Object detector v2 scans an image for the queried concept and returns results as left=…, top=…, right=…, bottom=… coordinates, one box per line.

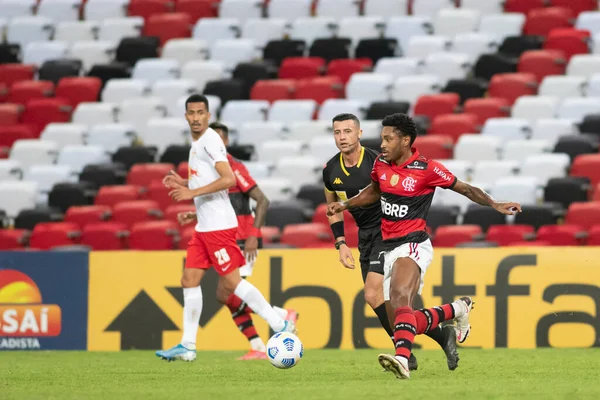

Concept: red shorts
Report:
left=185, top=228, right=245, bottom=276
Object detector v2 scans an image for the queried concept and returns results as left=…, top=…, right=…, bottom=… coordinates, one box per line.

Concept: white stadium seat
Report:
left=242, top=18, right=287, bottom=48
left=364, top=0, right=409, bottom=17
left=132, top=59, right=180, bottom=84
left=576, top=11, right=600, bottom=37
left=502, top=139, right=551, bottom=163
left=142, top=118, right=190, bottom=153
left=118, top=97, right=168, bottom=133
left=360, top=120, right=383, bottom=139
left=10, top=139, right=58, bottom=170
left=24, top=164, right=74, bottom=204
left=436, top=181, right=490, bottom=211
left=584, top=74, right=600, bottom=97
left=460, top=0, right=503, bottom=16
left=219, top=0, right=263, bottom=22
left=287, top=121, right=331, bottom=141
left=452, top=33, right=498, bottom=62
left=538, top=75, right=586, bottom=97
left=269, top=100, right=318, bottom=123
left=181, top=60, right=226, bottom=93
left=406, top=35, right=451, bottom=58
left=268, top=0, right=312, bottom=21
left=435, top=159, right=472, bottom=181
left=318, top=99, right=366, bottom=121
left=98, top=17, right=143, bottom=42
left=422, top=52, right=471, bottom=84
left=70, top=41, right=116, bottom=72
left=85, top=0, right=128, bottom=21
left=0, top=18, right=6, bottom=38
left=0, top=0, right=36, bottom=19
left=479, top=13, right=525, bottom=41
left=567, top=55, right=600, bottom=78
left=192, top=18, right=241, bottom=46
left=0, top=160, right=23, bottom=181
left=434, top=8, right=480, bottom=36
left=290, top=17, right=336, bottom=45
left=307, top=136, right=340, bottom=164
left=391, top=75, right=442, bottom=103
left=152, top=79, right=198, bottom=117
left=102, top=79, right=150, bottom=103
left=254, top=177, right=294, bottom=201
left=244, top=161, right=273, bottom=178
left=257, top=140, right=304, bottom=163
left=511, top=96, right=560, bottom=122
left=40, top=123, right=87, bottom=149
left=87, top=123, right=137, bottom=153
left=491, top=176, right=540, bottom=205
left=274, top=156, right=321, bottom=186
left=37, top=0, right=81, bottom=22
left=471, top=160, right=519, bottom=185
left=412, top=0, right=455, bottom=17
left=557, top=97, right=600, bottom=123
left=7, top=16, right=54, bottom=48
left=338, top=16, right=384, bottom=45
left=345, top=73, right=393, bottom=103
left=210, top=39, right=260, bottom=72
left=316, top=0, right=360, bottom=17
left=54, top=21, right=99, bottom=44
left=0, top=181, right=38, bottom=218
left=72, top=102, right=118, bottom=126
left=482, top=118, right=531, bottom=141
left=220, top=100, right=269, bottom=124
left=162, top=39, right=209, bottom=66
left=385, top=16, right=432, bottom=54
left=454, top=134, right=501, bottom=162
left=530, top=118, right=578, bottom=143
left=237, top=122, right=285, bottom=145
left=522, top=154, right=571, bottom=185
left=374, top=57, right=422, bottom=79
left=22, top=41, right=69, bottom=67
left=57, top=145, right=110, bottom=175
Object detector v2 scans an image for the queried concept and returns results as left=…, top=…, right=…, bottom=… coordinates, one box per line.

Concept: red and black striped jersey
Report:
left=370, top=147, right=456, bottom=245
left=227, top=154, right=261, bottom=240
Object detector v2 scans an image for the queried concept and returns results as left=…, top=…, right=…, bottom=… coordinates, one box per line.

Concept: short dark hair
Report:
left=185, top=94, right=209, bottom=112
left=209, top=122, right=229, bottom=138
left=382, top=113, right=417, bottom=146
left=332, top=113, right=360, bottom=128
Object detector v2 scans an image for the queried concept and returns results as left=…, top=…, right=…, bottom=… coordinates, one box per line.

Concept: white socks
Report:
left=181, top=286, right=203, bottom=350
left=250, top=337, right=266, bottom=352
left=234, top=279, right=286, bottom=332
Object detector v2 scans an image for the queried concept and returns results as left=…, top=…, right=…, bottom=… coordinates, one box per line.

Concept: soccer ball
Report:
left=266, top=332, right=303, bottom=369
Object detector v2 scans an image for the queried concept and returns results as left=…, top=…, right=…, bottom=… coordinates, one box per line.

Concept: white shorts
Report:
left=239, top=252, right=257, bottom=277
left=383, top=239, right=434, bottom=301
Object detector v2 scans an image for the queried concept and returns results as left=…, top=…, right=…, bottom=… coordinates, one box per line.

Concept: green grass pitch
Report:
left=2, top=349, right=599, bottom=400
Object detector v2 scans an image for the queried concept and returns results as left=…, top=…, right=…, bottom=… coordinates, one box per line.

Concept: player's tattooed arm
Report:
left=452, top=179, right=522, bottom=215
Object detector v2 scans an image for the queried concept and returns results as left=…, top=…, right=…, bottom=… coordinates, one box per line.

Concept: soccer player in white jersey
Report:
left=156, top=94, right=296, bottom=362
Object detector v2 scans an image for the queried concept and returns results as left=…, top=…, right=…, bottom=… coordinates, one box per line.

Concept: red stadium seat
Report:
left=486, top=224, right=535, bottom=246
left=565, top=201, right=600, bottom=229
left=179, top=225, right=195, bottom=249
left=175, top=0, right=219, bottom=23
left=463, top=98, right=511, bottom=125
left=112, top=200, right=163, bottom=227
left=570, top=154, right=600, bottom=186
left=294, top=76, right=344, bottom=104
left=55, top=77, right=102, bottom=107
left=95, top=185, right=143, bottom=207
left=0, top=82, right=7, bottom=102
left=261, top=226, right=281, bottom=244
left=279, top=57, right=326, bottom=80
left=488, top=73, right=538, bottom=105
left=144, top=12, right=192, bottom=46
left=586, top=225, right=600, bottom=245
left=524, top=7, right=574, bottom=37
left=0, top=229, right=30, bottom=250
left=536, top=224, right=586, bottom=245
left=21, top=98, right=73, bottom=137
left=29, top=222, right=81, bottom=250
left=178, top=162, right=188, bottom=179
left=327, top=58, right=373, bottom=84
left=129, top=220, right=180, bottom=250
left=508, top=240, right=551, bottom=246
left=413, top=134, right=454, bottom=160
left=504, top=0, right=546, bottom=14
left=433, top=225, right=483, bottom=247
left=428, top=113, right=480, bottom=142
left=544, top=28, right=591, bottom=61
left=250, top=79, right=296, bottom=102
left=165, top=204, right=196, bottom=222
left=127, top=163, right=174, bottom=187
left=0, top=103, right=22, bottom=125
left=280, top=223, right=333, bottom=248
left=413, top=93, right=461, bottom=121
left=518, top=49, right=567, bottom=82
left=8, top=80, right=54, bottom=105
left=81, top=222, right=128, bottom=250
left=549, top=0, right=596, bottom=16
left=592, top=183, right=600, bottom=201
left=64, top=205, right=111, bottom=228
left=147, top=180, right=177, bottom=210
left=0, top=64, right=36, bottom=87
left=0, top=124, right=35, bottom=156
left=128, top=0, right=173, bottom=21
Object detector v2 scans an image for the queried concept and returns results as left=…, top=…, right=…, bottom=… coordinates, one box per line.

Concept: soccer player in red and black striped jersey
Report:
left=328, top=114, right=522, bottom=379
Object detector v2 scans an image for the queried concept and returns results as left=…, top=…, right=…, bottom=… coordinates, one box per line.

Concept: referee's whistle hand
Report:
left=338, top=245, right=355, bottom=269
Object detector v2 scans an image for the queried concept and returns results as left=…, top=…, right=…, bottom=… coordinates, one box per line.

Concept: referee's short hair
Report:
left=332, top=113, right=361, bottom=128
left=382, top=113, right=417, bottom=146
left=209, top=122, right=229, bottom=138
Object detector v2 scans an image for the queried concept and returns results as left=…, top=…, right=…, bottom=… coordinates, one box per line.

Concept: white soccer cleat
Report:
left=454, top=296, right=474, bottom=343
left=378, top=354, right=410, bottom=380
left=279, top=320, right=297, bottom=335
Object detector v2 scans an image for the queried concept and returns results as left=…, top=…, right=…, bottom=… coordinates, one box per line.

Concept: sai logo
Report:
left=0, top=269, right=61, bottom=346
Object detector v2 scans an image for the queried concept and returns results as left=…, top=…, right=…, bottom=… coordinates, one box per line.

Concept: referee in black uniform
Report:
left=322, top=113, right=458, bottom=371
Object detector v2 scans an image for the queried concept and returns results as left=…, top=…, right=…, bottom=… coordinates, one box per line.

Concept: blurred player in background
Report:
left=323, top=113, right=458, bottom=372
left=328, top=113, right=521, bottom=379
left=156, top=94, right=296, bottom=362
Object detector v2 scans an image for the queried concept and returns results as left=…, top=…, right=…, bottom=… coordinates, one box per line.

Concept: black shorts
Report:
left=357, top=226, right=384, bottom=283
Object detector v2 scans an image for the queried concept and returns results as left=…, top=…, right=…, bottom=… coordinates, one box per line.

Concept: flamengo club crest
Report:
left=402, top=176, right=417, bottom=192
left=390, top=174, right=399, bottom=186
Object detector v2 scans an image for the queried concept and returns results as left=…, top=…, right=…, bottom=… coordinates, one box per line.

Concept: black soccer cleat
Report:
left=408, top=353, right=418, bottom=371
left=441, top=325, right=460, bottom=371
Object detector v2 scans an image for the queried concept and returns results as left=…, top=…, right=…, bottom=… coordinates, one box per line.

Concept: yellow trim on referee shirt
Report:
left=339, top=146, right=365, bottom=176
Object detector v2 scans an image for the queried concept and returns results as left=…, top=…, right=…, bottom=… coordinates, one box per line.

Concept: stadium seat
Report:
left=463, top=204, right=509, bottom=231
left=129, top=220, right=179, bottom=250
left=54, top=77, right=102, bottom=108
left=472, top=160, right=519, bottom=185
left=503, top=0, right=545, bottom=13
left=486, top=225, right=535, bottom=246
left=98, top=17, right=144, bottom=43
left=461, top=0, right=503, bottom=15
left=263, top=40, right=307, bottom=67
left=8, top=80, right=54, bottom=105
left=127, top=163, right=174, bottom=188
left=162, top=39, right=209, bottom=66
left=308, top=38, right=352, bottom=63
left=10, top=139, right=58, bottom=170
left=81, top=221, right=129, bottom=250
left=474, top=53, right=518, bottom=82
left=267, top=0, right=311, bottom=20
left=80, top=162, right=127, bottom=188
left=274, top=156, right=321, bottom=187
left=317, top=99, right=366, bottom=122
left=151, top=79, right=197, bottom=117
left=296, top=184, right=325, bottom=209
left=492, top=176, right=540, bottom=205
left=337, top=16, right=383, bottom=46
left=256, top=177, right=295, bottom=202
left=0, top=0, right=36, bottom=19
left=567, top=54, right=600, bottom=77
left=441, top=79, right=488, bottom=105
left=238, top=122, right=285, bottom=144
left=327, top=59, right=372, bottom=85
left=24, top=164, right=74, bottom=204
left=175, top=0, right=219, bottom=23
left=536, top=224, right=586, bottom=245
left=391, top=75, right=442, bottom=104
left=463, top=98, right=510, bottom=125
left=580, top=114, right=600, bottom=136
left=0, top=229, right=30, bottom=250
left=413, top=135, right=453, bottom=160
left=47, top=181, right=95, bottom=212
left=269, top=100, right=318, bottom=123
left=315, top=0, right=360, bottom=17
left=483, top=118, right=531, bottom=141
left=112, top=199, right=163, bottom=228
left=488, top=73, right=538, bottom=105
left=413, top=93, right=460, bottom=122
left=38, top=0, right=82, bottom=22
left=146, top=180, right=176, bottom=211
left=538, top=75, right=586, bottom=97
left=14, top=207, right=61, bottom=231
left=524, top=7, right=575, bottom=37
left=511, top=96, right=560, bottom=121
left=127, top=0, right=171, bottom=21
left=355, top=39, right=399, bottom=65
left=112, top=146, right=158, bottom=171
left=513, top=204, right=559, bottom=229
left=503, top=139, right=552, bottom=163
left=429, top=113, right=479, bottom=142
left=479, top=13, right=526, bottom=41
left=286, top=120, right=330, bottom=142
left=0, top=43, right=20, bottom=65
left=433, top=225, right=482, bottom=247
left=95, top=185, right=143, bottom=207
left=38, top=59, right=82, bottom=85
left=72, top=102, right=117, bottom=126
left=280, top=223, right=332, bottom=248
left=373, top=57, right=421, bottom=80
left=412, top=0, right=456, bottom=17
left=585, top=74, right=600, bottom=97
left=344, top=73, right=391, bottom=104
left=434, top=8, right=480, bottom=36
left=143, top=13, right=192, bottom=47
left=366, top=102, right=410, bottom=120
left=29, top=221, right=80, bottom=250
left=211, top=39, right=260, bottom=72
left=575, top=10, right=600, bottom=36
left=570, top=154, right=600, bottom=186
left=181, top=60, right=226, bottom=93
left=544, top=28, right=591, bottom=61
left=219, top=0, right=263, bottom=21
left=85, top=0, right=128, bottom=20
left=557, top=97, right=600, bottom=123
left=132, top=59, right=181, bottom=84
left=250, top=80, right=295, bottom=103
left=7, top=16, right=55, bottom=48
left=553, top=135, right=598, bottom=161
left=544, top=176, right=590, bottom=208
left=22, top=41, right=69, bottom=68
left=57, top=144, right=111, bottom=175
left=221, top=100, right=269, bottom=124
left=586, top=224, right=600, bottom=245
left=523, top=153, right=571, bottom=185
left=530, top=118, right=577, bottom=143
left=499, top=35, right=544, bottom=58
left=142, top=118, right=189, bottom=154
left=0, top=125, right=35, bottom=155
left=101, top=79, right=150, bottom=103
left=425, top=205, right=459, bottom=232
left=0, top=159, right=23, bottom=181
left=192, top=17, right=241, bottom=45
left=70, top=42, right=118, bottom=74
left=423, top=52, right=472, bottom=85
left=454, top=134, right=501, bottom=162
left=65, top=205, right=111, bottom=228
left=242, top=18, right=287, bottom=49
left=406, top=35, right=451, bottom=59
left=243, top=160, right=273, bottom=179
left=116, top=37, right=160, bottom=67
left=257, top=140, right=304, bottom=163
left=0, top=64, right=36, bottom=87
left=264, top=201, right=308, bottom=230
left=86, top=123, right=136, bottom=154
left=164, top=204, right=195, bottom=223
left=21, top=98, right=73, bottom=136
left=518, top=49, right=568, bottom=82
left=452, top=32, right=499, bottom=63
left=120, top=97, right=168, bottom=133
left=0, top=104, right=22, bottom=125
left=385, top=16, right=433, bottom=53
left=0, top=181, right=38, bottom=218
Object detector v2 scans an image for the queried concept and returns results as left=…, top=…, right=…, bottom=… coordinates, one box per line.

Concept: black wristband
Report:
left=330, top=221, right=345, bottom=240
left=335, top=240, right=346, bottom=250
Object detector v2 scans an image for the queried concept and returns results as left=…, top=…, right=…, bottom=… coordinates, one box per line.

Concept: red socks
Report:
left=414, top=304, right=454, bottom=335
left=226, top=294, right=258, bottom=341
left=393, top=306, right=417, bottom=361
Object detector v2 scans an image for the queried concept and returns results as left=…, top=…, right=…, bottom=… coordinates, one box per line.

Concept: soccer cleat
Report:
left=155, top=344, right=196, bottom=362
left=454, top=296, right=474, bottom=344
left=279, top=320, right=297, bottom=334
left=237, top=350, right=268, bottom=360
left=408, top=353, right=418, bottom=371
left=441, top=325, right=460, bottom=370
left=285, top=309, right=299, bottom=324
left=378, top=354, right=410, bottom=380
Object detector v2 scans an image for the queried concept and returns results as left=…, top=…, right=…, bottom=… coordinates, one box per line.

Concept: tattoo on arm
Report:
left=452, top=180, right=495, bottom=207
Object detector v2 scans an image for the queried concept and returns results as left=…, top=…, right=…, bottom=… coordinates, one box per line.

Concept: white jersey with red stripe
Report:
left=188, top=128, right=238, bottom=233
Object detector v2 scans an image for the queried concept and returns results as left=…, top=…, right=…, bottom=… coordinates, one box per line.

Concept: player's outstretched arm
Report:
left=451, top=179, right=522, bottom=215
left=169, top=161, right=236, bottom=201
left=327, top=181, right=381, bottom=216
